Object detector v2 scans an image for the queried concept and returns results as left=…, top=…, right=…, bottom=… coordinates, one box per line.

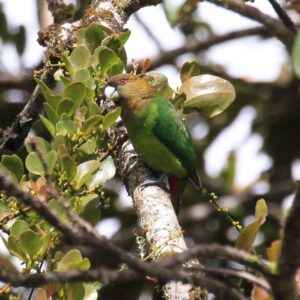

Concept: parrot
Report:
left=105, top=73, right=201, bottom=213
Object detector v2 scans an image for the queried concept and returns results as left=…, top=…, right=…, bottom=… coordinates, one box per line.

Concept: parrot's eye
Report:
left=119, top=79, right=126, bottom=85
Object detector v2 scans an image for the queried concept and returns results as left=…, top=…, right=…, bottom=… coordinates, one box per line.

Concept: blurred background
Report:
left=0, top=0, right=299, bottom=299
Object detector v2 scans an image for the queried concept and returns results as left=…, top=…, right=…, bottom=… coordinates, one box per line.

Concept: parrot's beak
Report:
left=104, top=83, right=118, bottom=100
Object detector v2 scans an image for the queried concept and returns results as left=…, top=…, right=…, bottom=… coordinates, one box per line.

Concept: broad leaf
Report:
left=179, top=74, right=236, bottom=117
left=180, top=60, right=201, bottom=82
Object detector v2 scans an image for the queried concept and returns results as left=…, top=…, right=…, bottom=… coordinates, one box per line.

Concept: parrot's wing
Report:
left=151, top=95, right=200, bottom=187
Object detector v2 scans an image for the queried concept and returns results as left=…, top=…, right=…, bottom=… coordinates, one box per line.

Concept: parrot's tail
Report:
left=168, top=176, right=181, bottom=215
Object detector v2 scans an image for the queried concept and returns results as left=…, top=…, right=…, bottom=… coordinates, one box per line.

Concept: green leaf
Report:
left=78, top=139, right=97, bottom=155
left=75, top=160, right=100, bottom=188
left=62, top=155, right=77, bottom=180
left=26, top=136, right=51, bottom=155
left=25, top=150, right=57, bottom=176
left=56, top=114, right=77, bottom=135
left=35, top=79, right=62, bottom=109
left=40, top=115, right=56, bottom=136
left=10, top=220, right=29, bottom=237
left=57, top=98, right=75, bottom=117
left=20, top=230, right=43, bottom=259
left=292, top=30, right=300, bottom=78
left=96, top=46, right=124, bottom=77
left=44, top=103, right=59, bottom=125
left=57, top=249, right=90, bottom=272
left=73, top=69, right=95, bottom=89
left=236, top=199, right=268, bottom=252
left=83, top=283, right=100, bottom=300
left=80, top=195, right=101, bottom=225
left=66, top=283, right=85, bottom=300
left=25, top=152, right=45, bottom=176
left=255, top=198, right=268, bottom=223
left=163, top=0, right=185, bottom=25
left=87, top=156, right=116, bottom=189
left=64, top=82, right=86, bottom=110
left=47, top=150, right=57, bottom=173
left=83, top=115, right=102, bottom=134
left=7, top=236, right=26, bottom=260
left=88, top=102, right=101, bottom=117
left=180, top=74, right=236, bottom=117
left=180, top=61, right=201, bottom=82
left=84, top=23, right=113, bottom=52
left=70, top=45, right=90, bottom=70
left=103, top=107, right=121, bottom=130
left=266, top=240, right=282, bottom=262
left=0, top=155, right=24, bottom=181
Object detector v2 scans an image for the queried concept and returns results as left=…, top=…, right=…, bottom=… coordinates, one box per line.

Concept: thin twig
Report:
left=160, top=244, right=273, bottom=276
left=134, top=13, right=165, bottom=52
left=190, top=266, right=271, bottom=291
left=150, top=26, right=268, bottom=69
left=0, top=69, right=52, bottom=155
left=205, top=0, right=295, bottom=47
left=267, top=0, right=297, bottom=33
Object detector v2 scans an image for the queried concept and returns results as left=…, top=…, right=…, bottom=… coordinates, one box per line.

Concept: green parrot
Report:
left=106, top=73, right=201, bottom=213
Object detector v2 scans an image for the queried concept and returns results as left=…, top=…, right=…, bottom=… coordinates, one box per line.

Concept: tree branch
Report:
left=119, top=141, right=207, bottom=299
left=161, top=244, right=272, bottom=276
left=271, top=184, right=300, bottom=300
left=150, top=26, right=269, bottom=69
left=267, top=0, right=297, bottom=33
left=205, top=0, right=295, bottom=47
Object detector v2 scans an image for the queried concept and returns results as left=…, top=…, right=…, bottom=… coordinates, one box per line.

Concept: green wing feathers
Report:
left=151, top=95, right=199, bottom=183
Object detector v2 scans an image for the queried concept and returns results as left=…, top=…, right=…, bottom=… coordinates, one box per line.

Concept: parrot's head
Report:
left=105, top=74, right=155, bottom=104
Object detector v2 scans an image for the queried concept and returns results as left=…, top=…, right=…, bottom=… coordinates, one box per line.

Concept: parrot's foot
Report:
left=140, top=173, right=169, bottom=193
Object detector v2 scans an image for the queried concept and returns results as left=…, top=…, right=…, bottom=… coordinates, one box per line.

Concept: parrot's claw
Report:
left=140, top=173, right=169, bottom=193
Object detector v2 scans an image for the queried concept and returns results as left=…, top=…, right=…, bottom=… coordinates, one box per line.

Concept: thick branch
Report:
left=271, top=185, right=300, bottom=300
left=119, top=141, right=207, bottom=299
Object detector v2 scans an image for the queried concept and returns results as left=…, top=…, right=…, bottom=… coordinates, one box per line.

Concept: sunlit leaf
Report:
left=57, top=249, right=90, bottom=272
left=75, top=160, right=100, bottom=188
left=236, top=199, right=268, bottom=252
left=40, top=115, right=56, bottom=136
left=266, top=240, right=282, bottom=262
left=87, top=156, right=116, bottom=189
left=25, top=152, right=45, bottom=176
left=10, top=220, right=29, bottom=237
left=179, top=74, right=236, bottom=117
left=20, top=230, right=43, bottom=259
left=251, top=285, right=272, bottom=300
left=70, top=45, right=90, bottom=70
